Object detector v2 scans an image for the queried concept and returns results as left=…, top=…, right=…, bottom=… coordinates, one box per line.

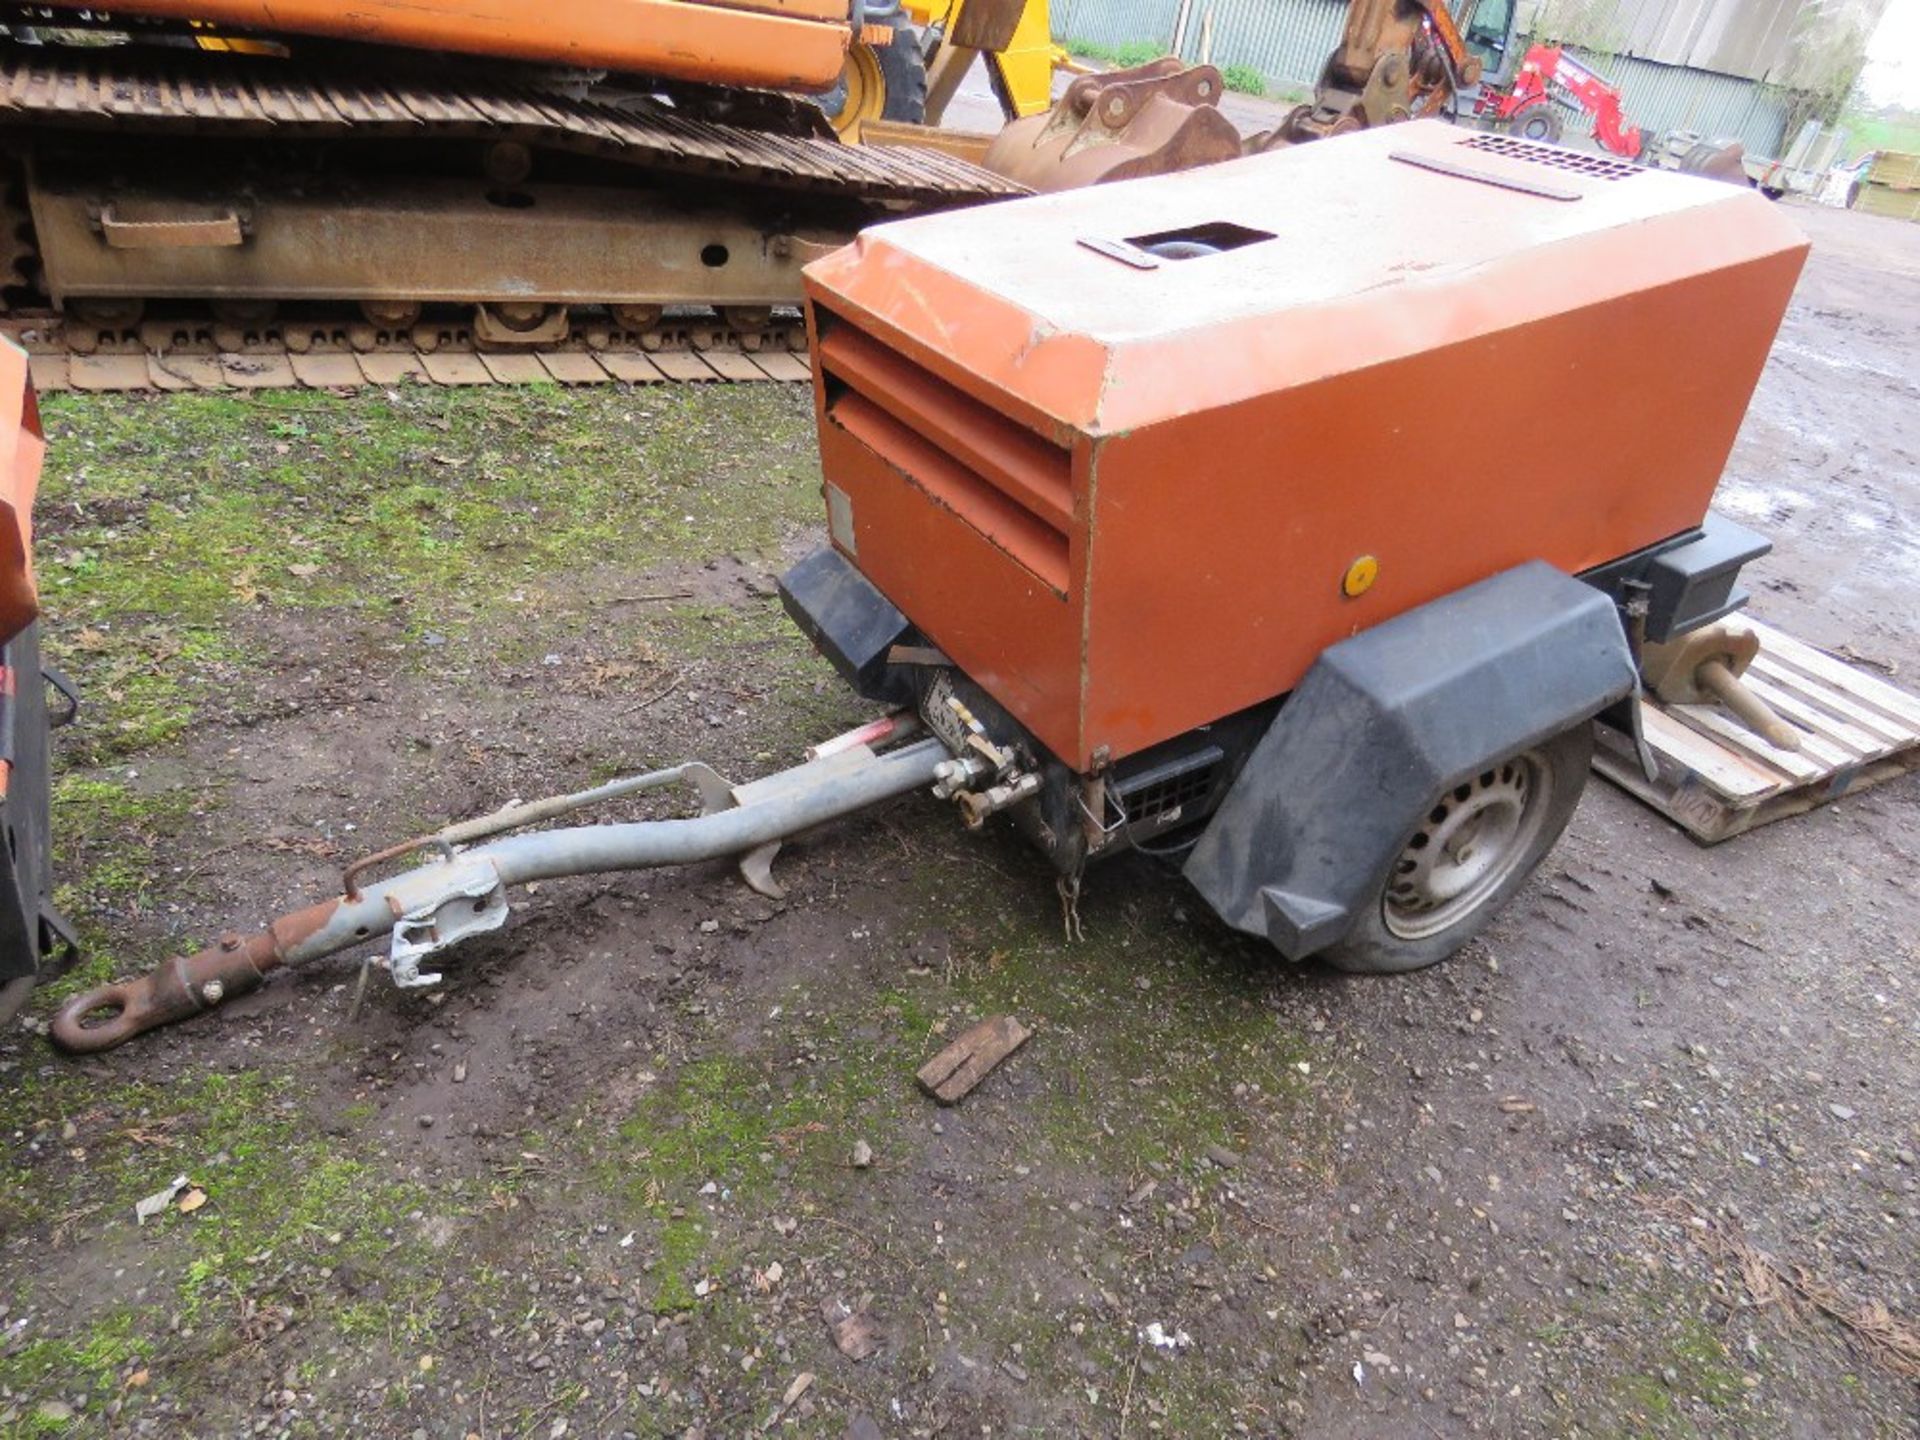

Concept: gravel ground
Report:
left=0, top=199, right=1914, bottom=1439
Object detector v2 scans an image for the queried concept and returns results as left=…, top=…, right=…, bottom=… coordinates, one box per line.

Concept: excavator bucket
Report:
left=982, top=59, right=1244, bottom=191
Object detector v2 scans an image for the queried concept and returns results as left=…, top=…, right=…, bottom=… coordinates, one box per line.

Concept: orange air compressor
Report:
left=783, top=121, right=1806, bottom=973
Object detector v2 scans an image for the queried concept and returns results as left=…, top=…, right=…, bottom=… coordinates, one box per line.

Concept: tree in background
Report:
left=1770, top=0, right=1876, bottom=132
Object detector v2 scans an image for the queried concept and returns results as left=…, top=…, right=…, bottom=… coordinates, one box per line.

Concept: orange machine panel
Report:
left=0, top=341, right=43, bottom=649
left=45, top=0, right=852, bottom=92
left=804, top=123, right=1808, bottom=771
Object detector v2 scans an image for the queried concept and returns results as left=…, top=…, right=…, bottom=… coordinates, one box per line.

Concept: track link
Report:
left=3, top=314, right=817, bottom=391
left=0, top=48, right=1022, bottom=206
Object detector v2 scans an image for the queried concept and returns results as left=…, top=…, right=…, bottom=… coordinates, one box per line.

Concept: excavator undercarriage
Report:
left=0, top=30, right=1025, bottom=391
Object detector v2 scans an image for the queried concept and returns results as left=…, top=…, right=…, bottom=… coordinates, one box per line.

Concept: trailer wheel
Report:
left=1323, top=723, right=1593, bottom=975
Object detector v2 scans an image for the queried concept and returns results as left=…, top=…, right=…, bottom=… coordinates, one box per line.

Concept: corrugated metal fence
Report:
left=1050, top=0, right=1343, bottom=97
left=1049, top=0, right=1794, bottom=156
left=1595, top=51, right=1792, bottom=157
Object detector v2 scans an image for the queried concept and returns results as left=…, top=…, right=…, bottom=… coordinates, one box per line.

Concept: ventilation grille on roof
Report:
left=1458, top=133, right=1641, bottom=181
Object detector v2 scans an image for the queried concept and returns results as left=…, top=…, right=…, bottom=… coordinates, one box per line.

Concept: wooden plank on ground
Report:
left=1637, top=703, right=1782, bottom=799
left=1593, top=745, right=1743, bottom=844
left=1740, top=674, right=1885, bottom=759
left=915, top=1015, right=1031, bottom=1105
left=1747, top=655, right=1914, bottom=747
left=1599, top=622, right=1920, bottom=843
left=1673, top=703, right=1830, bottom=781
left=1740, top=620, right=1920, bottom=730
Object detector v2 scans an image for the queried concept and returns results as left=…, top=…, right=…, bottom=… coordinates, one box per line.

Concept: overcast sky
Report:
left=1863, top=0, right=1920, bottom=107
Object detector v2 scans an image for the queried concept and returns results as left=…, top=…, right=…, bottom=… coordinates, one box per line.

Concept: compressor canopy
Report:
left=801, top=120, right=1808, bottom=772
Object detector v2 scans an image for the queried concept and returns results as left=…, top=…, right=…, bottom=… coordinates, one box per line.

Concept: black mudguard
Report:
left=1183, top=562, right=1637, bottom=959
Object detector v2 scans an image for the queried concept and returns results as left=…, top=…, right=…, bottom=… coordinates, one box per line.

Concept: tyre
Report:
left=818, top=14, right=929, bottom=139
left=1511, top=105, right=1564, bottom=144
left=1320, top=723, right=1594, bottom=975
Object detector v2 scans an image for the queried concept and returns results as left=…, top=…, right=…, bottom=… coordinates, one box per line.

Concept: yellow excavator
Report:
left=827, top=0, right=1062, bottom=139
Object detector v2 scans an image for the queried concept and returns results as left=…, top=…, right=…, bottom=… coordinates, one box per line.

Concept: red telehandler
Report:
left=1475, top=42, right=1645, bottom=157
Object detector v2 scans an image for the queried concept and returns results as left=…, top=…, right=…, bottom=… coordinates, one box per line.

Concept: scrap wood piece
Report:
left=822, top=1298, right=884, bottom=1361
left=915, top=1014, right=1031, bottom=1105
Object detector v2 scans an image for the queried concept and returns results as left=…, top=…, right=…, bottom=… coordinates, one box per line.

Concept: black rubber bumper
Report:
left=778, top=545, right=915, bottom=707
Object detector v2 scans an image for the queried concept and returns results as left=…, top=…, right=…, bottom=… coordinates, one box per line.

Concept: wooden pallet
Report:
left=1595, top=618, right=1920, bottom=842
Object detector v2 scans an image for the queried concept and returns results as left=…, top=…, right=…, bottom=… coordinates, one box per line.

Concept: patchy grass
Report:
left=38, top=771, right=213, bottom=1005
left=566, top=834, right=1320, bottom=1391
left=1844, top=109, right=1920, bottom=162
left=49, top=774, right=197, bottom=902
left=596, top=1004, right=910, bottom=1312
left=29, top=380, right=835, bottom=1030
left=0, top=1066, right=437, bottom=1426
left=1563, top=1287, right=1757, bottom=1438
left=1221, top=63, right=1268, bottom=96
left=909, top=852, right=1314, bottom=1174
left=1063, top=37, right=1165, bottom=69
left=37, top=386, right=821, bottom=764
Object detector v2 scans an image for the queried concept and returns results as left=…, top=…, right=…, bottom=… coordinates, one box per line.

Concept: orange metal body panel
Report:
left=0, top=341, right=43, bottom=649
left=48, top=0, right=852, bottom=92
left=805, top=123, right=1808, bottom=771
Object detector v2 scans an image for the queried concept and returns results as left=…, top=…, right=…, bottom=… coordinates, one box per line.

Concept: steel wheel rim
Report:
left=1383, top=753, right=1552, bottom=940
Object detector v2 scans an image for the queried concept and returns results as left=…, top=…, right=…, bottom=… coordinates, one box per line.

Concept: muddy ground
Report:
left=1, top=199, right=1916, bottom=1439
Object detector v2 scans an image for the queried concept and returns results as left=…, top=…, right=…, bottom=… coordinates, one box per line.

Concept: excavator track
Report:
left=0, top=50, right=1015, bottom=204
left=1, top=311, right=821, bottom=393
left=0, top=45, right=1026, bottom=391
